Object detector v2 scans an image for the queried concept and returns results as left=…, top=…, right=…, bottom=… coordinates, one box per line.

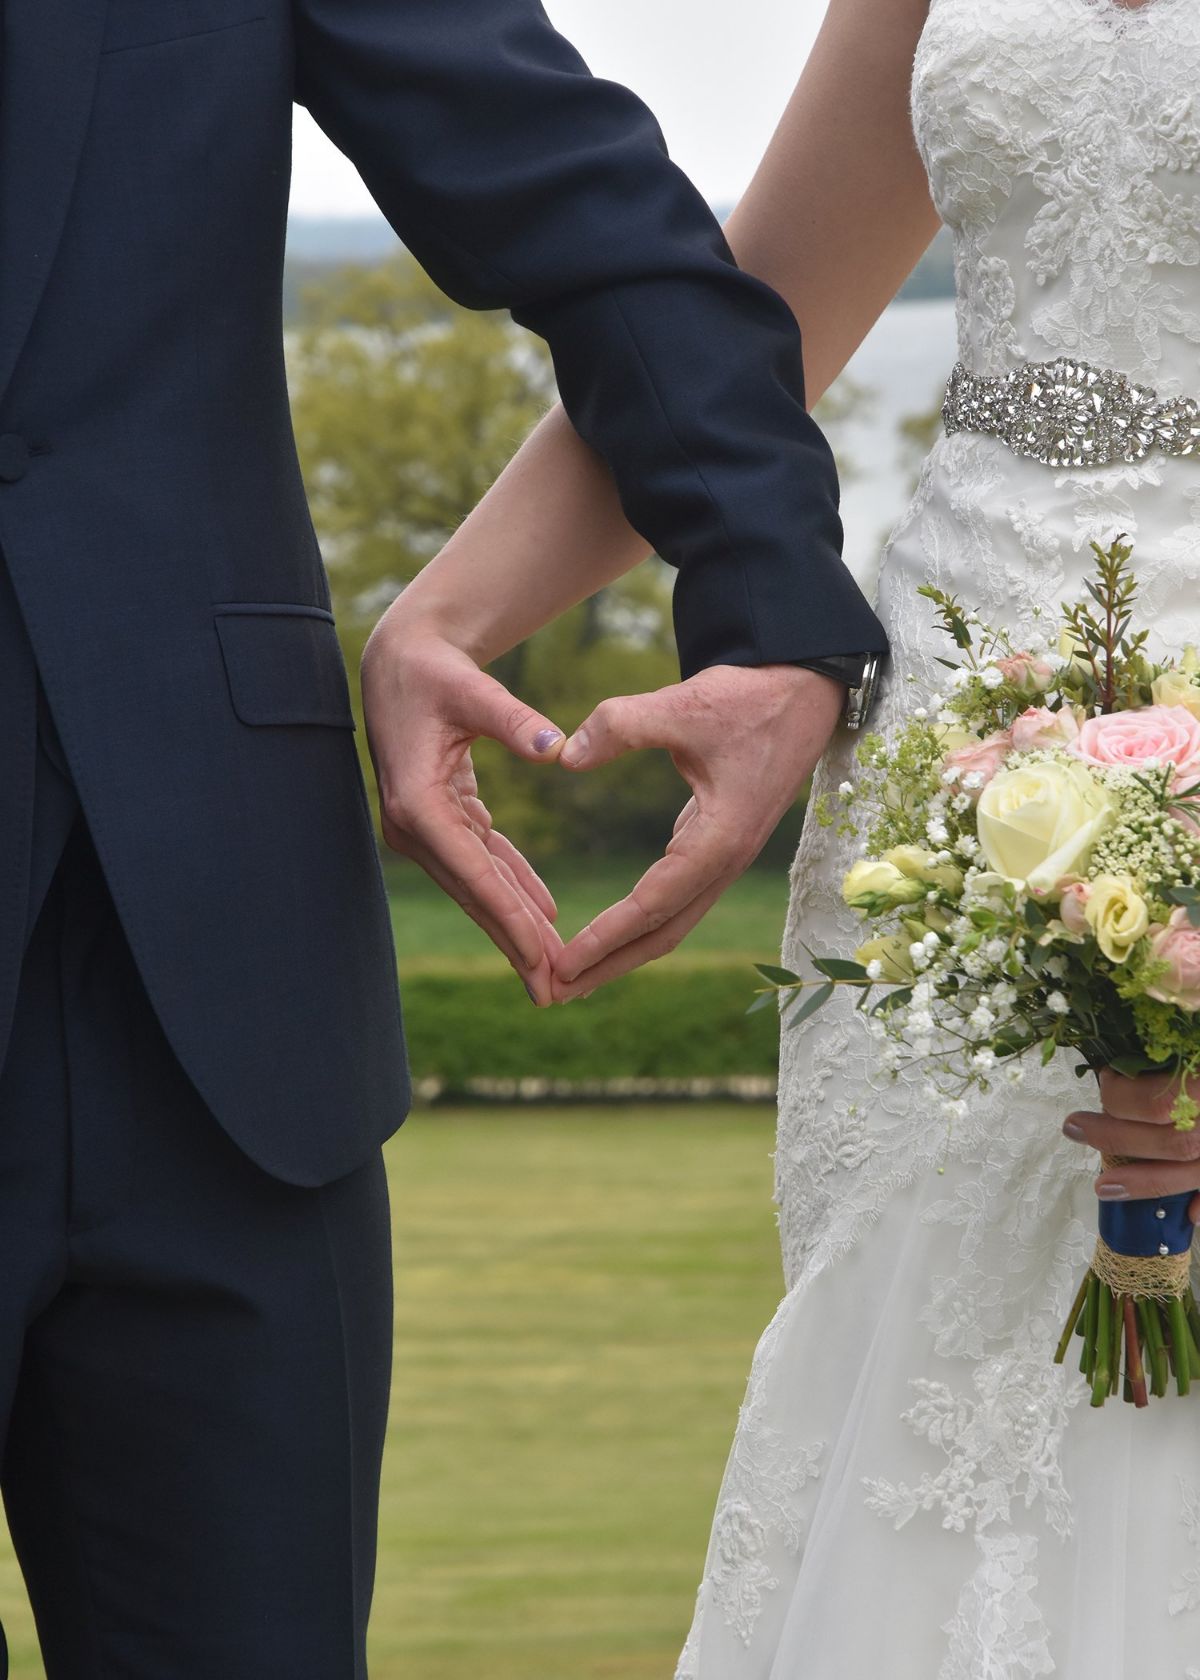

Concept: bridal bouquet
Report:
left=757, top=538, right=1200, bottom=1407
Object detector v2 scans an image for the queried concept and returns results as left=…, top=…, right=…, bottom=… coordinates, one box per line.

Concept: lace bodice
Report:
left=914, top=0, right=1200, bottom=391
left=678, top=6, right=1200, bottom=1678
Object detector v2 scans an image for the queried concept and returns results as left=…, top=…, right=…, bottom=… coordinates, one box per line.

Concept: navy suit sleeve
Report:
left=292, top=0, right=888, bottom=678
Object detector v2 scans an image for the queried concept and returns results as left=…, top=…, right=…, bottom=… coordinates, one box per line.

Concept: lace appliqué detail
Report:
left=1169, top=1476, right=1200, bottom=1618
left=913, top=0, right=1200, bottom=385
left=938, top=1533, right=1056, bottom=1680
left=688, top=1301, right=826, bottom=1655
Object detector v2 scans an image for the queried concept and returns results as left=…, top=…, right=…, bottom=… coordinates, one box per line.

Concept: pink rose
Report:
left=997, top=651, right=1055, bottom=695
left=1011, top=706, right=1081, bottom=753
left=1071, top=705, right=1200, bottom=787
left=1147, top=907, right=1200, bottom=1011
left=1058, top=880, right=1091, bottom=934
left=944, top=728, right=1013, bottom=796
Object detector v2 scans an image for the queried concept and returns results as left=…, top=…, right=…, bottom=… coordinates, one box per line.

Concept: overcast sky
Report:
left=290, top=0, right=828, bottom=216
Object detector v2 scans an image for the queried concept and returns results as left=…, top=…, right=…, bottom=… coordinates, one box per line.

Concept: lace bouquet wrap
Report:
left=758, top=539, right=1200, bottom=1408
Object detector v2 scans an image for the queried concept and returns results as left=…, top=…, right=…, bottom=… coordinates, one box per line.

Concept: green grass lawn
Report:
left=0, top=1106, right=784, bottom=1679
left=385, top=856, right=791, bottom=971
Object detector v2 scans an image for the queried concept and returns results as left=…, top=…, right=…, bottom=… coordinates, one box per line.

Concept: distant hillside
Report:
left=282, top=213, right=956, bottom=320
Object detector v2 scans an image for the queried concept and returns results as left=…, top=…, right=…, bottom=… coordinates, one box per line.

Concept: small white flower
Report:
left=952, top=793, right=972, bottom=814
left=907, top=1008, right=935, bottom=1035
left=950, top=668, right=972, bottom=690
left=990, top=982, right=1017, bottom=1008
left=1044, top=955, right=1068, bottom=980
left=838, top=781, right=855, bottom=797
left=1005, top=1063, right=1025, bottom=1085
left=937, top=709, right=958, bottom=726
left=865, top=959, right=884, bottom=981
left=972, top=1049, right=997, bottom=1072
left=926, top=820, right=950, bottom=845
left=962, top=770, right=985, bottom=791
left=1046, top=990, right=1070, bottom=1016
left=910, top=943, right=932, bottom=971
left=922, top=930, right=940, bottom=949
left=980, top=666, right=1005, bottom=690
left=942, top=766, right=962, bottom=785
left=967, top=1005, right=996, bottom=1034
left=913, top=707, right=929, bottom=721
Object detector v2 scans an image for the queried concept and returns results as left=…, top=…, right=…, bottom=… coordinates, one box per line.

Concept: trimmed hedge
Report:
left=398, top=960, right=778, bottom=1093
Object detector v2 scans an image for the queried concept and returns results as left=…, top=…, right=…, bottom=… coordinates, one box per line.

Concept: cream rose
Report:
left=883, top=845, right=964, bottom=895
left=854, top=933, right=916, bottom=982
left=1146, top=908, right=1200, bottom=1010
left=1083, top=874, right=1151, bottom=964
left=842, top=858, right=926, bottom=910
left=975, top=759, right=1115, bottom=895
left=1151, top=668, right=1200, bottom=722
left=1070, top=704, right=1200, bottom=786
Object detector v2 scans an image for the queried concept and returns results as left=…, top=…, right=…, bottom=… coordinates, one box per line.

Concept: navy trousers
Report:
left=0, top=706, right=394, bottom=1676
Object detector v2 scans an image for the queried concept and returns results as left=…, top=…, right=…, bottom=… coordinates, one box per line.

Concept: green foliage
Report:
left=401, top=961, right=779, bottom=1091
left=1059, top=536, right=1152, bottom=713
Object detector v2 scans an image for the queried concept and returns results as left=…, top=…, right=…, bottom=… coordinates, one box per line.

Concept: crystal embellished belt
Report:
left=941, top=358, right=1200, bottom=468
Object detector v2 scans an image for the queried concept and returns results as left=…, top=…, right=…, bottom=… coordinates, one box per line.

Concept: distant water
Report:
left=834, top=296, right=958, bottom=594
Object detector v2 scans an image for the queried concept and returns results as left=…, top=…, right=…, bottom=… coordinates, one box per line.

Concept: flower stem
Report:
left=1123, top=1295, right=1149, bottom=1408
left=1168, top=1297, right=1192, bottom=1397
left=1081, top=1272, right=1100, bottom=1379
left=1055, top=1273, right=1090, bottom=1364
left=1108, top=1292, right=1123, bottom=1398
left=1139, top=1298, right=1169, bottom=1398
left=1092, top=1283, right=1112, bottom=1406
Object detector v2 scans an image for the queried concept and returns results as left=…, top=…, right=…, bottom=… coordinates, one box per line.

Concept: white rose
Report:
left=975, top=760, right=1115, bottom=895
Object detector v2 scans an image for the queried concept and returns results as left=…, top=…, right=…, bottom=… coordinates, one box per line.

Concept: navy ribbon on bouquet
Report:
left=1100, top=1190, right=1195, bottom=1258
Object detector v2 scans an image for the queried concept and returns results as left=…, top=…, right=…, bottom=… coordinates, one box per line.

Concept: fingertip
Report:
left=531, top=726, right=565, bottom=759
left=559, top=725, right=591, bottom=770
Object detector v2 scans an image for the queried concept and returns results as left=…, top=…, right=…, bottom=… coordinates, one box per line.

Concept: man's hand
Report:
left=1063, top=1068, right=1200, bottom=1225
left=550, top=664, right=846, bottom=1000
left=361, top=620, right=567, bottom=1006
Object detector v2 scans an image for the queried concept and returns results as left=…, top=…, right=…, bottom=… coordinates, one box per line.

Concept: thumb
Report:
left=559, top=691, right=676, bottom=770
left=460, top=670, right=566, bottom=764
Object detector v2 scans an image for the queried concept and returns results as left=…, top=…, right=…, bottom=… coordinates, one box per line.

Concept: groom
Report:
left=0, top=0, right=887, bottom=1671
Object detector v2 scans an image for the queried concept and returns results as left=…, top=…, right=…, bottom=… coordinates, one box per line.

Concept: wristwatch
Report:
left=792, top=652, right=883, bottom=731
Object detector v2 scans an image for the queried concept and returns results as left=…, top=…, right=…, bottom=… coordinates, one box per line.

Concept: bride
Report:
left=377, top=0, right=1200, bottom=1671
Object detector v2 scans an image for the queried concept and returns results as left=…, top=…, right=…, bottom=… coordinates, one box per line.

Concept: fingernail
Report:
left=1097, top=1182, right=1130, bottom=1201
left=1062, top=1119, right=1086, bottom=1141
left=523, top=980, right=539, bottom=1005
left=560, top=727, right=589, bottom=767
left=532, top=728, right=562, bottom=755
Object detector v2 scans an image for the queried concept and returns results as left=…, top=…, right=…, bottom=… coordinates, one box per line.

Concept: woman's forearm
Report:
left=384, top=0, right=939, bottom=664
left=379, top=403, right=649, bottom=664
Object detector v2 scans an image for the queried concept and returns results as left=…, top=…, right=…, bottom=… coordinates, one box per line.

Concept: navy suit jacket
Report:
left=0, top=0, right=886, bottom=1185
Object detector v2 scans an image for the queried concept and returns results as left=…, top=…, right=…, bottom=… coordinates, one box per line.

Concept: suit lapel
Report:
left=0, top=0, right=110, bottom=406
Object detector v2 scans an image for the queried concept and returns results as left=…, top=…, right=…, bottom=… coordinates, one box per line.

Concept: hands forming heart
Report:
left=361, top=624, right=846, bottom=1006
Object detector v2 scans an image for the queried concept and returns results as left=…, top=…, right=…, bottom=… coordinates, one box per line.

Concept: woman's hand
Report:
left=1063, top=1068, right=1200, bottom=1224
left=361, top=615, right=567, bottom=1006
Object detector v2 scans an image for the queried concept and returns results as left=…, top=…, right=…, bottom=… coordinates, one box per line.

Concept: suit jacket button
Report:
left=0, top=434, right=30, bottom=483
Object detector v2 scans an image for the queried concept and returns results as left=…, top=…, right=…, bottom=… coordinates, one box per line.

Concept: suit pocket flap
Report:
left=214, top=606, right=355, bottom=729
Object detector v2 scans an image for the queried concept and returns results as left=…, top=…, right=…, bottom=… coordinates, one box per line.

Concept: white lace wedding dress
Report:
left=676, top=2, right=1200, bottom=1676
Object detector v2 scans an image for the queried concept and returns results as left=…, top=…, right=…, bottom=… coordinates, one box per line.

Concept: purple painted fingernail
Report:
left=532, top=728, right=562, bottom=754
left=1062, top=1119, right=1086, bottom=1141
left=523, top=980, right=538, bottom=1005
left=1097, top=1183, right=1130, bottom=1201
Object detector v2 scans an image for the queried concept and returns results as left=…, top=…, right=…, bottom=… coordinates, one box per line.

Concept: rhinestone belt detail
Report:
left=941, top=358, right=1200, bottom=468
